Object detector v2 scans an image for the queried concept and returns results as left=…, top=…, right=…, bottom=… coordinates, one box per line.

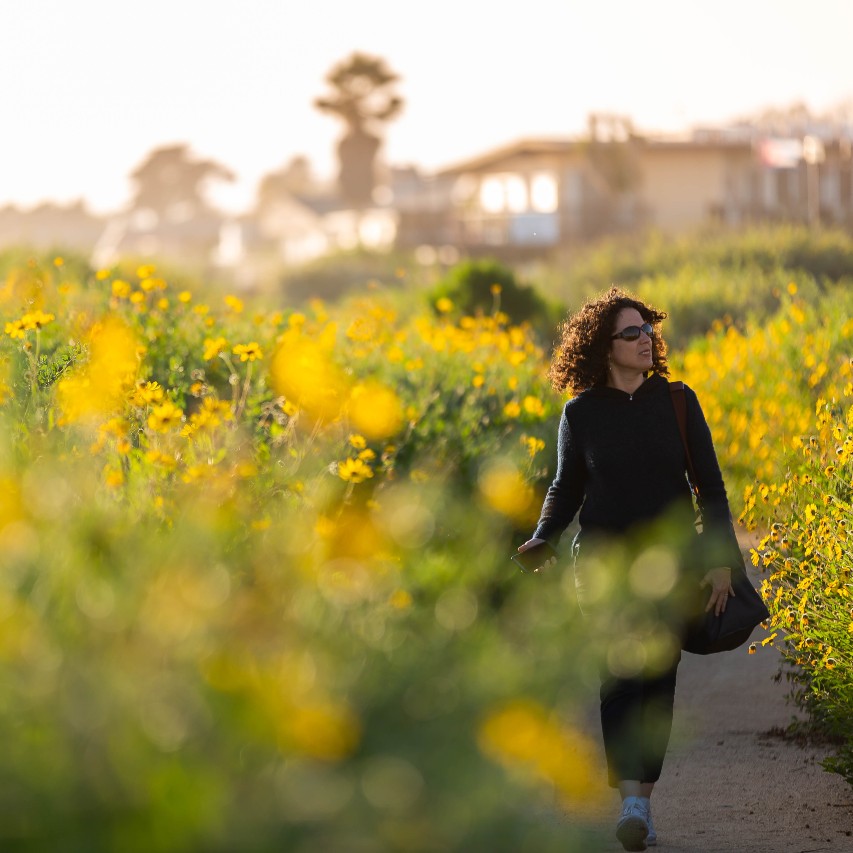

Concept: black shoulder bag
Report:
left=669, top=381, right=770, bottom=655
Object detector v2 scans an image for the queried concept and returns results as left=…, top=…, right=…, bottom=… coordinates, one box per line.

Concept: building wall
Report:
left=637, top=148, right=733, bottom=231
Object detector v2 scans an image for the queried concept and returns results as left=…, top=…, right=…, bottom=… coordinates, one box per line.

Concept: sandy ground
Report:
left=565, top=559, right=853, bottom=853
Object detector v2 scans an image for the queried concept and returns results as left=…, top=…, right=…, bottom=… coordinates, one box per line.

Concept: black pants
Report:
left=599, top=652, right=681, bottom=788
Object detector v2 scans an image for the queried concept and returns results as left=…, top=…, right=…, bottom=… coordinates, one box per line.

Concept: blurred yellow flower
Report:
left=203, top=337, right=228, bottom=361
left=112, top=279, right=131, bottom=298
left=57, top=317, right=140, bottom=423
left=349, top=382, right=403, bottom=439
left=178, top=290, right=192, bottom=303
left=288, top=700, right=361, bottom=761
left=436, top=297, right=454, bottom=314
left=349, top=434, right=367, bottom=449
left=270, top=333, right=348, bottom=422
left=224, top=294, right=244, bottom=313
left=522, top=395, right=545, bottom=417
left=478, top=459, right=533, bottom=521
left=522, top=435, right=546, bottom=457
left=503, top=401, right=521, bottom=418
left=4, top=320, right=25, bottom=339
left=136, top=264, right=156, bottom=279
left=389, top=589, right=412, bottom=609
left=147, top=401, right=183, bottom=432
left=104, top=468, right=124, bottom=488
left=478, top=699, right=606, bottom=807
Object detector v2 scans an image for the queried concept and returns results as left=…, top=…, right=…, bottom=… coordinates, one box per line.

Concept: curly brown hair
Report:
left=549, top=287, right=669, bottom=394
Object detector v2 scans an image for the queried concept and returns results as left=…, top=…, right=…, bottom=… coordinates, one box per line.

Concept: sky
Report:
left=2, top=0, right=851, bottom=215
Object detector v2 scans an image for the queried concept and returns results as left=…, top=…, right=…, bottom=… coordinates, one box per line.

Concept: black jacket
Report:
left=532, top=374, right=733, bottom=551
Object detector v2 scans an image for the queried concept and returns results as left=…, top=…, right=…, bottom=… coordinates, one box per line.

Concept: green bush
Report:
left=430, top=258, right=561, bottom=335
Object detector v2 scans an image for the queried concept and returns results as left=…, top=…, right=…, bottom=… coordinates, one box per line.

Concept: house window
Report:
left=530, top=172, right=559, bottom=212
left=480, top=173, right=528, bottom=213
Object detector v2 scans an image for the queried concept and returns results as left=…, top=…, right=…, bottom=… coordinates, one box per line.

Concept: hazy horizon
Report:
left=3, top=0, right=852, bottom=216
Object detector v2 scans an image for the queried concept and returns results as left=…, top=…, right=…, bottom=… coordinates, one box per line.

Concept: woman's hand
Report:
left=517, top=538, right=558, bottom=574
left=701, top=567, right=735, bottom=616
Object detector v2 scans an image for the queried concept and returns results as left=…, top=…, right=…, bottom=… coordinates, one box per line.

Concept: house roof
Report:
left=436, top=133, right=755, bottom=177
left=437, top=138, right=579, bottom=176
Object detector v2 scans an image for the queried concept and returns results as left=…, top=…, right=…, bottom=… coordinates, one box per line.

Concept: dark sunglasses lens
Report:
left=613, top=323, right=654, bottom=341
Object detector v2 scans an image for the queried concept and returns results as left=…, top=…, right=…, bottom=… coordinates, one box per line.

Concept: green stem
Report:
left=235, top=361, right=253, bottom=420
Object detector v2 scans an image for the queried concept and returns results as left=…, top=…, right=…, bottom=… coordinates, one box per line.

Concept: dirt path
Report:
left=572, top=563, right=853, bottom=852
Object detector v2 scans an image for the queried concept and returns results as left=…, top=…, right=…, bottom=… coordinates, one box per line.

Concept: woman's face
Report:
left=609, top=307, right=654, bottom=373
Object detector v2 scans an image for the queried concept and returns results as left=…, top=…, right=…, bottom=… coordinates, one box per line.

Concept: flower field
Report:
left=675, top=285, right=853, bottom=784
left=0, top=256, right=608, bottom=851
left=1, top=240, right=852, bottom=847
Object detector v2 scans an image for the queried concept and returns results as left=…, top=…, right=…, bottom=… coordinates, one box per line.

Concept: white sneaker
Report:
left=616, top=798, right=649, bottom=852
left=645, top=807, right=657, bottom=846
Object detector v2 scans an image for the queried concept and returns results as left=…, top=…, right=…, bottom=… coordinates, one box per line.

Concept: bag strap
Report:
left=669, top=381, right=700, bottom=499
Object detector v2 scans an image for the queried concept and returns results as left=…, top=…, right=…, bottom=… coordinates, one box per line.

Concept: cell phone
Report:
left=511, top=540, right=559, bottom=573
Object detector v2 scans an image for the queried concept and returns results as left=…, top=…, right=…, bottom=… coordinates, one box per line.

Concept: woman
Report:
left=518, top=288, right=735, bottom=852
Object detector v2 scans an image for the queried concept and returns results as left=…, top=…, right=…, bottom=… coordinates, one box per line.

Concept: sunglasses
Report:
left=611, top=322, right=654, bottom=342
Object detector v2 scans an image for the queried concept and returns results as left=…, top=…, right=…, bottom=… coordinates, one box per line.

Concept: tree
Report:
left=314, top=52, right=403, bottom=209
left=130, top=144, right=234, bottom=222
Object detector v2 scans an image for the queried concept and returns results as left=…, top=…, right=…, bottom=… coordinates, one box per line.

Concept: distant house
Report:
left=0, top=201, right=104, bottom=254
left=405, top=122, right=853, bottom=257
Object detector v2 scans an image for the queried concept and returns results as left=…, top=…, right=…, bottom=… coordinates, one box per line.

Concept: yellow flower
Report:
left=473, top=374, right=485, bottom=389
left=436, top=297, right=454, bottom=314
left=112, top=279, right=131, bottom=298
left=348, top=383, right=402, bottom=439
left=203, top=337, right=228, bottom=361
left=503, top=401, right=521, bottom=418
left=130, top=380, right=165, bottom=406
left=389, top=589, right=412, bottom=610
left=337, top=457, right=374, bottom=484
left=358, top=448, right=377, bottom=461
left=96, top=268, right=111, bottom=281
left=522, top=435, right=546, bottom=457
left=233, top=342, right=262, bottom=362
left=4, top=320, right=25, bottom=339
left=136, top=264, right=156, bottom=279
left=15, top=310, right=55, bottom=331
left=349, top=434, right=367, bottom=450
left=224, top=295, right=244, bottom=314
left=147, top=401, right=183, bottom=432
left=490, top=283, right=502, bottom=295
left=522, top=395, right=545, bottom=417
left=53, top=256, right=64, bottom=268
left=178, top=290, right=192, bottom=303
left=104, top=468, right=124, bottom=488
